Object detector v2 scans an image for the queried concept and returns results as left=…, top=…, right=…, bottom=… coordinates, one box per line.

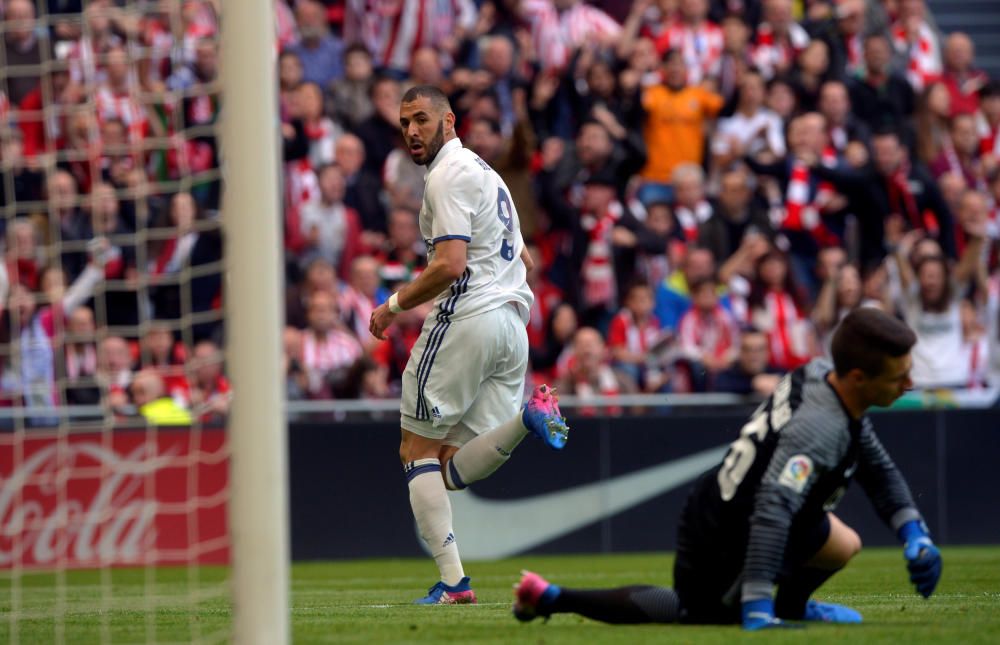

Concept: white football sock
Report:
left=405, top=458, right=464, bottom=586
left=445, top=417, right=528, bottom=490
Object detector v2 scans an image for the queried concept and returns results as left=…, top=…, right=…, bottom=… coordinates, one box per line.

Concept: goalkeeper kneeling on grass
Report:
left=513, top=308, right=943, bottom=629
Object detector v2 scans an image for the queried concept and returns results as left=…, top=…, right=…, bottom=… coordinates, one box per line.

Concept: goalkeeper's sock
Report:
left=444, top=417, right=527, bottom=490
left=774, top=566, right=840, bottom=620
left=405, top=458, right=464, bottom=586
left=549, top=585, right=681, bottom=624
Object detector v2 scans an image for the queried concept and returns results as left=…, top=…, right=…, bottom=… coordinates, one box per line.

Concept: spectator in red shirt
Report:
left=531, top=303, right=579, bottom=385
left=6, top=219, right=43, bottom=290
left=340, top=254, right=390, bottom=345
left=677, top=277, right=741, bottom=391
left=63, top=305, right=101, bottom=406
left=376, top=207, right=427, bottom=289
left=98, top=335, right=134, bottom=416
left=977, top=81, right=1000, bottom=159
left=751, top=0, right=811, bottom=81
left=189, top=339, right=231, bottom=423
left=300, top=289, right=363, bottom=399
left=525, top=242, right=564, bottom=355
left=19, top=67, right=82, bottom=159
left=371, top=300, right=433, bottom=394
left=555, top=326, right=637, bottom=416
left=940, top=32, right=988, bottom=117
left=930, top=113, right=989, bottom=191
left=140, top=321, right=189, bottom=408
left=748, top=250, right=815, bottom=371
left=94, top=46, right=148, bottom=144
left=607, top=282, right=666, bottom=392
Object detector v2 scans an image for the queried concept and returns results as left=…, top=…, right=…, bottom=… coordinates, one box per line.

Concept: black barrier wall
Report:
left=290, top=409, right=1000, bottom=560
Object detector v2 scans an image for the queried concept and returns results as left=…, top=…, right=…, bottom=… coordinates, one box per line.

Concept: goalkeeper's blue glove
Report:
left=899, top=520, right=942, bottom=598
left=741, top=598, right=802, bottom=631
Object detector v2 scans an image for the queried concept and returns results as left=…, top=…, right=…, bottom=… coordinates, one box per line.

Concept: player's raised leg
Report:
left=400, top=429, right=476, bottom=605
left=775, top=513, right=863, bottom=623
left=438, top=305, right=568, bottom=491
left=513, top=571, right=681, bottom=624
left=443, top=383, right=568, bottom=490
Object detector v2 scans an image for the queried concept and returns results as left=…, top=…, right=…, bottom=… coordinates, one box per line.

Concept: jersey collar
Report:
left=427, top=137, right=462, bottom=174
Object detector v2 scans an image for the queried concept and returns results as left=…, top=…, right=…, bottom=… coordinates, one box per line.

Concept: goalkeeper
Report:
left=513, top=308, right=943, bottom=629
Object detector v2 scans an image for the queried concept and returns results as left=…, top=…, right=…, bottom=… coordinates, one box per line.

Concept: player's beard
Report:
left=417, top=120, right=446, bottom=166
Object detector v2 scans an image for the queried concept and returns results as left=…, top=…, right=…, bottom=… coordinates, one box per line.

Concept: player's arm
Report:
left=854, top=425, right=942, bottom=598
left=520, top=245, right=534, bottom=272
left=395, top=239, right=468, bottom=310
left=369, top=240, right=469, bottom=340
left=370, top=166, right=477, bottom=340
left=741, top=413, right=844, bottom=629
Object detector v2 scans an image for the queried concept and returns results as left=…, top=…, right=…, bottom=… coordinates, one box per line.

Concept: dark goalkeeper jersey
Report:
left=691, top=359, right=923, bottom=601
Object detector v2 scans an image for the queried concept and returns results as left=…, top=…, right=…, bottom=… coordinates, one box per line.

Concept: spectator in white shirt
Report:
left=894, top=196, right=987, bottom=388
left=712, top=69, right=787, bottom=175
left=299, top=164, right=362, bottom=278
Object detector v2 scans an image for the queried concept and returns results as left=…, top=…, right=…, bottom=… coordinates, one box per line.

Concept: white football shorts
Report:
left=401, top=302, right=528, bottom=446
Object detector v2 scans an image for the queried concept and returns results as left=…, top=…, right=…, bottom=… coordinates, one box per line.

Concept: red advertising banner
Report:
left=0, top=429, right=228, bottom=569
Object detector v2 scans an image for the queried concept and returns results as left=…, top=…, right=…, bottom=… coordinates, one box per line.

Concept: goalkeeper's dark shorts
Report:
left=672, top=497, right=832, bottom=624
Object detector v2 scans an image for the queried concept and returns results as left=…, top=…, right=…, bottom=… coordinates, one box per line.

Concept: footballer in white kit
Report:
left=369, top=85, right=569, bottom=605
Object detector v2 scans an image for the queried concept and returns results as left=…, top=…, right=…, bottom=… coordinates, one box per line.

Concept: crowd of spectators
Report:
left=2, top=0, right=1000, bottom=423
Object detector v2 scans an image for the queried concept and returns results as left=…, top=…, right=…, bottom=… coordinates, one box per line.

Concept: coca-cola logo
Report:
left=0, top=432, right=229, bottom=569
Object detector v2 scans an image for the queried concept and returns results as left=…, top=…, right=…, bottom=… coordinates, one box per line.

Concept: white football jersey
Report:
left=418, top=138, right=534, bottom=324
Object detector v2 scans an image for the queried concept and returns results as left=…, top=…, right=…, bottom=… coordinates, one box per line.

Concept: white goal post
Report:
left=220, top=2, right=289, bottom=644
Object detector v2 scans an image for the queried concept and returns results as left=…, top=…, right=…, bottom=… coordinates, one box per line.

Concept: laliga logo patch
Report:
left=778, top=454, right=814, bottom=493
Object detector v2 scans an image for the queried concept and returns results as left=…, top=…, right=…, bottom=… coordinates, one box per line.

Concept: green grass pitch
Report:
left=4, top=546, right=999, bottom=644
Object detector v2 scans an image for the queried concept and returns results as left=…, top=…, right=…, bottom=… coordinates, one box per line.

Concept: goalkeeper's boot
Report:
left=512, top=570, right=561, bottom=622
left=802, top=600, right=863, bottom=624
left=522, top=385, right=569, bottom=450
left=413, top=576, right=477, bottom=605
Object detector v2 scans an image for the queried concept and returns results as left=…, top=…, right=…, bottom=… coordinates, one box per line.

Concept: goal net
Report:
left=0, top=2, right=285, bottom=643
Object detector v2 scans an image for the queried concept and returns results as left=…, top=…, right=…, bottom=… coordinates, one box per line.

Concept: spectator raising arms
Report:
left=894, top=194, right=988, bottom=388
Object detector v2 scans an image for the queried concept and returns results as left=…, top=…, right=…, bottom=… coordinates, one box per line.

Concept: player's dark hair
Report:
left=830, top=308, right=916, bottom=378
left=401, top=84, right=452, bottom=113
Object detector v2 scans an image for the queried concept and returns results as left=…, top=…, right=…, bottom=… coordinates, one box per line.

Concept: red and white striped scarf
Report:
left=565, top=356, right=622, bottom=417
left=941, top=143, right=988, bottom=193
left=521, top=0, right=623, bottom=73
left=891, top=21, right=942, bottom=91
left=781, top=148, right=840, bottom=245
left=654, top=20, right=724, bottom=84
left=751, top=22, right=810, bottom=79
left=614, top=309, right=661, bottom=356
left=580, top=201, right=623, bottom=308
left=760, top=291, right=809, bottom=371
left=347, top=0, right=477, bottom=72
left=675, top=201, right=713, bottom=243
left=340, top=285, right=377, bottom=341
left=844, top=33, right=863, bottom=77
left=302, top=329, right=362, bottom=374
left=678, top=305, right=737, bottom=362
left=94, top=86, right=148, bottom=143
left=65, top=344, right=98, bottom=381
